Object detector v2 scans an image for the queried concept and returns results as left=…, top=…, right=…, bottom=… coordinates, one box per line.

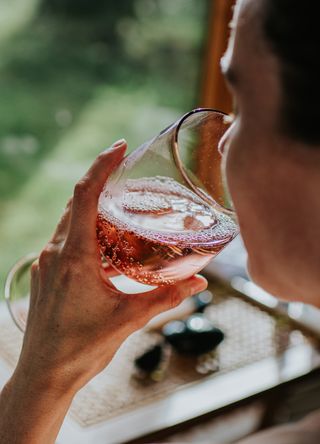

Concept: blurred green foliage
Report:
left=40, top=0, right=135, bottom=17
left=0, top=0, right=209, bottom=285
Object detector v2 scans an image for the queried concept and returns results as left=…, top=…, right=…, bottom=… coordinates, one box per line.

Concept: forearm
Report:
left=0, top=366, right=75, bottom=444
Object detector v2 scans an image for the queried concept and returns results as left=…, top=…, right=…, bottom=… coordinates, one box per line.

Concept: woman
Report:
left=1, top=0, right=320, bottom=442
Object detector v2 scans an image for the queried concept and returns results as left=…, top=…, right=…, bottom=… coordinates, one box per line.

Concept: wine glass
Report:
left=5, top=108, right=238, bottom=331
left=4, top=253, right=38, bottom=332
left=97, top=108, right=238, bottom=286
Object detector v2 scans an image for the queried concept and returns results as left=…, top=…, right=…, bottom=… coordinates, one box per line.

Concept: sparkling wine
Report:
left=97, top=177, right=237, bottom=285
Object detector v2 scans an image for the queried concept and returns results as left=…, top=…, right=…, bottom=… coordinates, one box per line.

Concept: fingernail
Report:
left=112, top=138, right=126, bottom=148
left=191, top=275, right=208, bottom=293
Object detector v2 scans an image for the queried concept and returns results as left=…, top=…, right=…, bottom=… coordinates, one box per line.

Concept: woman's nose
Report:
left=218, top=122, right=234, bottom=155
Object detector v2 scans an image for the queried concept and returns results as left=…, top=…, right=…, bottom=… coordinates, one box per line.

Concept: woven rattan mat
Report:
left=0, top=281, right=312, bottom=428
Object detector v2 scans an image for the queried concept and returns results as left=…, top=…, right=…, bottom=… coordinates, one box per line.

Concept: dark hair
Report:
left=262, top=0, right=320, bottom=145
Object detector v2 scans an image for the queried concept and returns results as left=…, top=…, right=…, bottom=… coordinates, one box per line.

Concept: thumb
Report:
left=132, top=275, right=208, bottom=325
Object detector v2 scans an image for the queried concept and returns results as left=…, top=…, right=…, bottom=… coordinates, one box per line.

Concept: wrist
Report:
left=0, top=364, right=76, bottom=444
left=13, top=354, right=80, bottom=401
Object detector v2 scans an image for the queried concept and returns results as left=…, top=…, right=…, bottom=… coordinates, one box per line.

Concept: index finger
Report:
left=66, top=140, right=127, bottom=254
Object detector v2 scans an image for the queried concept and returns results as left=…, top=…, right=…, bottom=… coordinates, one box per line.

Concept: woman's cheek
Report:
left=223, top=131, right=246, bottom=211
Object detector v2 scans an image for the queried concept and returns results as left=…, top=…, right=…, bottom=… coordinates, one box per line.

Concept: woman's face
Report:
left=219, top=0, right=320, bottom=305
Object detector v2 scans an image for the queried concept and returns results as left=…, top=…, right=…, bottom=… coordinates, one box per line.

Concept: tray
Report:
left=0, top=277, right=319, bottom=444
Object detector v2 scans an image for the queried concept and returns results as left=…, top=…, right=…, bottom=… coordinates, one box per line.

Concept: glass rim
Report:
left=172, top=107, right=234, bottom=216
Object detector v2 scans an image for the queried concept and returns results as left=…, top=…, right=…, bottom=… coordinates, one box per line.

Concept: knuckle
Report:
left=60, top=249, right=85, bottom=277
left=66, top=197, right=73, bottom=208
left=74, top=179, right=91, bottom=199
left=169, top=288, right=183, bottom=309
left=38, top=245, right=56, bottom=267
left=60, top=249, right=80, bottom=268
left=96, top=152, right=107, bottom=163
left=31, top=260, right=39, bottom=275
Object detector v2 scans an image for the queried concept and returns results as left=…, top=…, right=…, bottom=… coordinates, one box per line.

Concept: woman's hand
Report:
left=17, top=139, right=208, bottom=392
left=0, top=140, right=207, bottom=444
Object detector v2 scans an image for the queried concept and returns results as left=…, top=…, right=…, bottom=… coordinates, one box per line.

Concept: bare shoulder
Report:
left=237, top=410, right=320, bottom=444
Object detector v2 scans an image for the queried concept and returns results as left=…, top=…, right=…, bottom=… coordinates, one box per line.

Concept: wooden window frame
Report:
left=200, top=0, right=236, bottom=114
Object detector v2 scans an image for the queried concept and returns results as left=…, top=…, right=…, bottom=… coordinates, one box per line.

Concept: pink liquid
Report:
left=97, top=177, right=237, bottom=285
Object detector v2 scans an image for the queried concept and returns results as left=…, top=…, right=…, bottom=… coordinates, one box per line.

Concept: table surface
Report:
left=1, top=276, right=320, bottom=444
